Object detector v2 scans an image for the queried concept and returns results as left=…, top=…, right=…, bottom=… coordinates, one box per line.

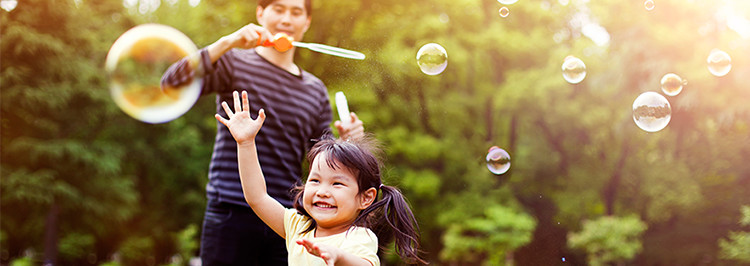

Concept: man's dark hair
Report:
left=258, top=0, right=312, bottom=16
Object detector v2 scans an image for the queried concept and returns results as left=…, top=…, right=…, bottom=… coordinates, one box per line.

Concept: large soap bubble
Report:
left=632, top=91, right=671, bottom=132
left=486, top=146, right=511, bottom=175
left=105, top=24, right=201, bottom=124
left=562, top=56, right=586, bottom=84
left=416, top=43, right=448, bottom=76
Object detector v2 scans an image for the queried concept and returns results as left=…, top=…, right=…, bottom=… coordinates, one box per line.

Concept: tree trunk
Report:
left=604, top=139, right=630, bottom=215
left=43, top=202, right=59, bottom=265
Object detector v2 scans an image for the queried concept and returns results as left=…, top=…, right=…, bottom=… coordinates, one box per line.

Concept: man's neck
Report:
left=255, top=46, right=300, bottom=75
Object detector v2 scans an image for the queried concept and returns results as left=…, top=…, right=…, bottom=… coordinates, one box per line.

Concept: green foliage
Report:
left=173, top=224, right=200, bottom=266
left=118, top=236, right=155, bottom=266
left=718, top=205, right=750, bottom=263
left=440, top=205, right=536, bottom=265
left=9, top=256, right=33, bottom=266
left=568, top=215, right=647, bottom=266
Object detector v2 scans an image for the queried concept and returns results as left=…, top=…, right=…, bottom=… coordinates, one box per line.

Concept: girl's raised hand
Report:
left=215, top=91, right=266, bottom=145
left=296, top=239, right=340, bottom=266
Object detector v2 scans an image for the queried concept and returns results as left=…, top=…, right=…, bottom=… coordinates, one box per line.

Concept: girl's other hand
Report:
left=296, top=239, right=340, bottom=266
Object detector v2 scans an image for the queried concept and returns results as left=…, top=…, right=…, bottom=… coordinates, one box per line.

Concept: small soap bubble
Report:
left=644, top=0, right=655, bottom=11
left=486, top=146, right=511, bottom=175
left=0, top=0, right=18, bottom=12
left=632, top=91, right=671, bottom=132
left=497, top=0, right=518, bottom=4
left=660, top=73, right=686, bottom=96
left=498, top=6, right=510, bottom=18
left=562, top=257, right=566, bottom=262
left=439, top=13, right=450, bottom=24
left=416, top=43, right=448, bottom=76
left=105, top=24, right=202, bottom=124
left=562, top=56, right=586, bottom=84
left=707, top=49, right=732, bottom=77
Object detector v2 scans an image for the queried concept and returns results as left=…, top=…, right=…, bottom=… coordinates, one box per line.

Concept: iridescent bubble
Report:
left=105, top=24, right=202, bottom=124
left=644, top=0, right=655, bottom=11
left=660, top=73, right=687, bottom=96
left=632, top=91, right=671, bottom=132
left=486, top=146, right=511, bottom=175
left=562, top=56, right=586, bottom=84
left=498, top=6, right=510, bottom=18
left=707, top=49, right=732, bottom=77
left=497, top=0, right=518, bottom=4
left=416, top=43, right=448, bottom=76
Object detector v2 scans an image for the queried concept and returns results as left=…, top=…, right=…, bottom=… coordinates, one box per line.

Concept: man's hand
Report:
left=207, top=23, right=273, bottom=63
left=335, top=112, right=364, bottom=141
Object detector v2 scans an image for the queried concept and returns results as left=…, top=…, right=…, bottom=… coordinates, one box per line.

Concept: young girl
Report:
left=215, top=91, right=426, bottom=265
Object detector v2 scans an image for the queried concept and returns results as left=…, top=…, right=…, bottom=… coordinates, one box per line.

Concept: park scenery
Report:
left=2, top=0, right=750, bottom=265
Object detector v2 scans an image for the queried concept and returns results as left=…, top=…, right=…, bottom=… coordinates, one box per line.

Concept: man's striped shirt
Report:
left=163, top=48, right=332, bottom=207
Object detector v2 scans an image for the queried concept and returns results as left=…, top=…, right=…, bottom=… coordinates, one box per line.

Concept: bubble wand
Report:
left=258, top=33, right=365, bottom=60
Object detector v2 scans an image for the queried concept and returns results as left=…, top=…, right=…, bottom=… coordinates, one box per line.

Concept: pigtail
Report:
left=359, top=184, right=427, bottom=265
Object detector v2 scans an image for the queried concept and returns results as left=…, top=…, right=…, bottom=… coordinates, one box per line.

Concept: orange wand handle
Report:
left=256, top=32, right=294, bottom=52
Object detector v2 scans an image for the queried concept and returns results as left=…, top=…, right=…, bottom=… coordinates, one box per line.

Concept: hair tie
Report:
left=379, top=184, right=385, bottom=190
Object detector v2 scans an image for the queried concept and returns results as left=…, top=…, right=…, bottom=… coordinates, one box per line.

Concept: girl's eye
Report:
left=333, top=182, right=344, bottom=186
left=308, top=179, right=319, bottom=183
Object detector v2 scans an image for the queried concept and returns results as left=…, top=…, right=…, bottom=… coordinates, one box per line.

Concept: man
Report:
left=162, top=0, right=364, bottom=264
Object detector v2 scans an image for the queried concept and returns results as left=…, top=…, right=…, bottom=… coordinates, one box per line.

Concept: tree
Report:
left=718, top=205, right=750, bottom=263
left=568, top=215, right=647, bottom=266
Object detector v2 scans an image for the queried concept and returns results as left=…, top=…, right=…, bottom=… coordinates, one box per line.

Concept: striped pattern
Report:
left=164, top=48, right=332, bottom=207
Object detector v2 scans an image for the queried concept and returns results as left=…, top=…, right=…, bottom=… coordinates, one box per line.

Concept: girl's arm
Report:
left=215, top=91, right=286, bottom=239
left=296, top=239, right=374, bottom=266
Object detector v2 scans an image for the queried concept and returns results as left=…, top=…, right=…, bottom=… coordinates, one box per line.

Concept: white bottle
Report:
left=335, top=91, right=350, bottom=127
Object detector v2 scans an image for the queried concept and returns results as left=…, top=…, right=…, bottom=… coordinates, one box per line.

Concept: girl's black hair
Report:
left=292, top=133, right=427, bottom=265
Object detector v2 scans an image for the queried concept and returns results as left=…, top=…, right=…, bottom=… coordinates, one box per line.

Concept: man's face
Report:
left=257, top=0, right=311, bottom=42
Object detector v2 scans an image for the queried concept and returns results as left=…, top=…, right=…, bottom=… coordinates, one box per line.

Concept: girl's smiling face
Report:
left=303, top=153, right=373, bottom=236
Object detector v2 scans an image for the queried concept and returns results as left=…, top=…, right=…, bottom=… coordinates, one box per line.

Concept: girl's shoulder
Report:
left=284, top=208, right=313, bottom=234
left=344, top=225, right=378, bottom=245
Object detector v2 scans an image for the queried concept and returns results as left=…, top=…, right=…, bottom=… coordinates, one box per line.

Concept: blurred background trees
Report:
left=2, top=0, right=749, bottom=265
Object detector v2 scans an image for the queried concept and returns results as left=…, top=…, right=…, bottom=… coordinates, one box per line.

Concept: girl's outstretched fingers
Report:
left=215, top=113, right=228, bottom=127
left=296, top=239, right=336, bottom=266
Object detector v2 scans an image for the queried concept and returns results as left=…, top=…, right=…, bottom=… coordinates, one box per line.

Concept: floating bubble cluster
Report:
left=562, top=56, right=587, bottom=84
left=486, top=146, right=511, bottom=175
left=660, top=73, right=687, bottom=96
left=416, top=43, right=448, bottom=75
left=105, top=24, right=202, bottom=124
left=707, top=49, right=732, bottom=77
left=632, top=91, right=671, bottom=132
